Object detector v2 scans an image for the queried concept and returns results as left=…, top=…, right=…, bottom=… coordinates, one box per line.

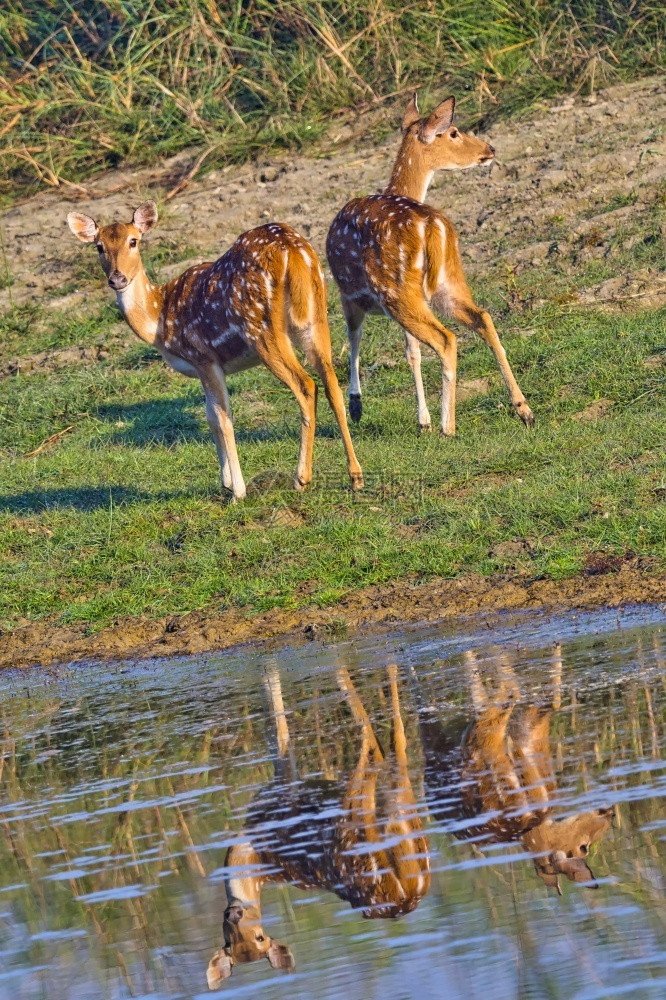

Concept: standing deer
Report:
left=206, top=663, right=430, bottom=989
left=326, top=93, right=534, bottom=434
left=413, top=646, right=614, bottom=893
left=67, top=203, right=363, bottom=499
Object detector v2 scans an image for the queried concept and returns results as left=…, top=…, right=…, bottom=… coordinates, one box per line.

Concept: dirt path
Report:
left=1, top=75, right=665, bottom=327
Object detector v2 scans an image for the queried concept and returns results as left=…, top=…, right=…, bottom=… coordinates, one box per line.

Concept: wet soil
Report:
left=1, top=562, right=663, bottom=670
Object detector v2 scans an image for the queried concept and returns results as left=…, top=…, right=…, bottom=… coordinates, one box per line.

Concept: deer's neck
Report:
left=385, top=143, right=433, bottom=203
left=116, top=263, right=164, bottom=346
left=225, top=842, right=264, bottom=908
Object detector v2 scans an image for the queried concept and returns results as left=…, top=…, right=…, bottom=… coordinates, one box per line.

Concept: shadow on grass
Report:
left=96, top=397, right=344, bottom=446
left=0, top=485, right=186, bottom=514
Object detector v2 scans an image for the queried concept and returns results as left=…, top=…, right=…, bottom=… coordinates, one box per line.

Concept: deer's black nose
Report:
left=108, top=271, right=128, bottom=290
left=488, top=145, right=495, bottom=156
left=224, top=901, right=243, bottom=925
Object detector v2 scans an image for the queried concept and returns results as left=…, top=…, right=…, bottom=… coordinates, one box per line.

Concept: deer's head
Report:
left=66, top=201, right=158, bottom=291
left=525, top=807, right=616, bottom=893
left=206, top=896, right=294, bottom=989
left=399, top=93, right=495, bottom=174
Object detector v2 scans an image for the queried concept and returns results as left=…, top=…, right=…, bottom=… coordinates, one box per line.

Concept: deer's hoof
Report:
left=516, top=402, right=535, bottom=428
left=350, top=473, right=364, bottom=492
left=419, top=422, right=432, bottom=435
left=349, top=394, right=362, bottom=422
left=294, top=477, right=310, bottom=492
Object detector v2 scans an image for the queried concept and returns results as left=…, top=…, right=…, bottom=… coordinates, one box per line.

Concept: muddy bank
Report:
left=1, top=563, right=663, bottom=670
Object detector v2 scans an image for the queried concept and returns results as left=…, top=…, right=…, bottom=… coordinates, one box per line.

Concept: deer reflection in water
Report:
left=207, top=663, right=430, bottom=988
left=416, top=643, right=615, bottom=893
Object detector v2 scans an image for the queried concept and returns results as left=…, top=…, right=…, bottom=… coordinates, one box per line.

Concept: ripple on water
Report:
left=0, top=604, right=664, bottom=999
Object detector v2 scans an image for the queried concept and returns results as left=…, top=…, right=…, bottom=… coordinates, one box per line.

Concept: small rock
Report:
left=489, top=160, right=509, bottom=181
left=458, top=377, right=491, bottom=401
left=490, top=538, right=533, bottom=560
left=572, top=399, right=614, bottom=421
left=538, top=168, right=569, bottom=189
left=257, top=165, right=285, bottom=184
left=267, top=508, right=306, bottom=528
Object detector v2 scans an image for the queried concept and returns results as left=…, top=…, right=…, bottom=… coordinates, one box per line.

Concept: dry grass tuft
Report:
left=0, top=1, right=663, bottom=194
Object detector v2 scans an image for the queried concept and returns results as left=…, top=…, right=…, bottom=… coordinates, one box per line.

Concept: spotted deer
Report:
left=67, top=202, right=363, bottom=499
left=206, top=663, right=430, bottom=988
left=326, top=93, right=534, bottom=434
left=413, top=646, right=614, bottom=893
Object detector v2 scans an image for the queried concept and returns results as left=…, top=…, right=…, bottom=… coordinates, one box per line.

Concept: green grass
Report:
left=1, top=248, right=665, bottom=630
left=1, top=0, right=663, bottom=197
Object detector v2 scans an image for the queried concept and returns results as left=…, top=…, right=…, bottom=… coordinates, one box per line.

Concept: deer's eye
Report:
left=256, top=935, right=265, bottom=943
left=579, top=844, right=588, bottom=855
left=450, top=129, right=459, bottom=139
left=129, top=237, right=138, bottom=248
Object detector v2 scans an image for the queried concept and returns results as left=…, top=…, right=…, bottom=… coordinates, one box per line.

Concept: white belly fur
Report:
left=159, top=348, right=198, bottom=377
left=223, top=349, right=260, bottom=375
left=158, top=345, right=259, bottom=378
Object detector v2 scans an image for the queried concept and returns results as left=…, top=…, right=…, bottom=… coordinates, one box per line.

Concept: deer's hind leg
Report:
left=341, top=295, right=366, bottom=423
left=449, top=292, right=534, bottom=428
left=308, top=322, right=364, bottom=491
left=252, top=318, right=318, bottom=492
left=337, top=667, right=383, bottom=834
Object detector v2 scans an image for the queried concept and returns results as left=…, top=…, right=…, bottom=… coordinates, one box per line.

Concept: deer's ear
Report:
left=266, top=941, right=295, bottom=971
left=419, top=96, right=455, bottom=144
left=67, top=212, right=98, bottom=243
left=207, top=950, right=233, bottom=989
left=401, top=91, right=420, bottom=131
left=132, top=201, right=158, bottom=234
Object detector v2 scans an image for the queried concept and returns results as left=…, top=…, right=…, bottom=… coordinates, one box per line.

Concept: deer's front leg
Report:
left=404, top=333, right=432, bottom=433
left=202, top=366, right=246, bottom=500
left=394, top=306, right=457, bottom=436
left=205, top=390, right=233, bottom=491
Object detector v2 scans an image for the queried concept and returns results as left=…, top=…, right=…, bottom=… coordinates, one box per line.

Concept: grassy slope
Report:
left=1, top=1, right=664, bottom=196
left=1, top=228, right=665, bottom=630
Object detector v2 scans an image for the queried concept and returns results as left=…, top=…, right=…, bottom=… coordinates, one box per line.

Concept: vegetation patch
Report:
left=1, top=283, right=664, bottom=633
left=1, top=0, right=664, bottom=196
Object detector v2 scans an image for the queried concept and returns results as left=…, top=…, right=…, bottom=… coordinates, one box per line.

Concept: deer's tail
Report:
left=286, top=244, right=327, bottom=330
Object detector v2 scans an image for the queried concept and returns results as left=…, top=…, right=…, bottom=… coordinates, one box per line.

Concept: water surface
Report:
left=1, top=606, right=665, bottom=999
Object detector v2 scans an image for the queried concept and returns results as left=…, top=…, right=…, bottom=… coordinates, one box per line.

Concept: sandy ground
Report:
left=1, top=75, right=665, bottom=325
left=1, top=75, right=665, bottom=668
